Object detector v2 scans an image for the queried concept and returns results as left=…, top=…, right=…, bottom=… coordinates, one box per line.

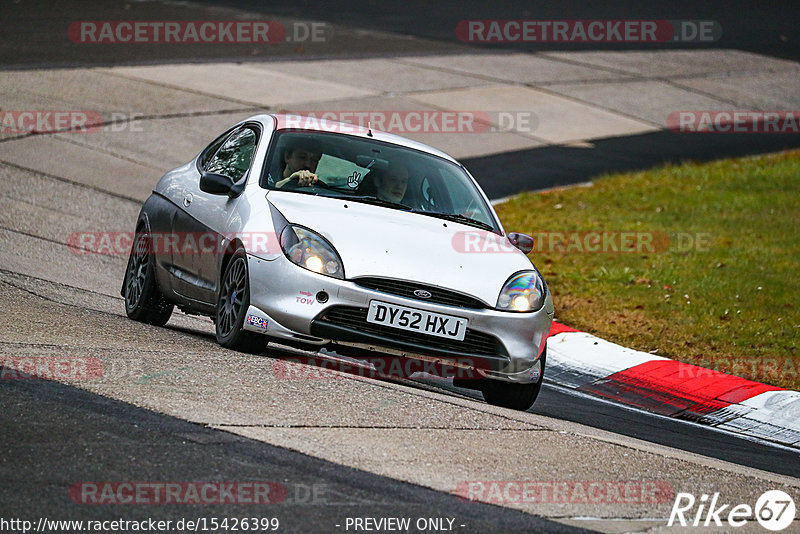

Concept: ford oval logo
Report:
left=413, top=289, right=432, bottom=299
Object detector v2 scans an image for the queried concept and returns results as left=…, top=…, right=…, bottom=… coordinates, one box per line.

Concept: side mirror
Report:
left=199, top=172, right=233, bottom=195
left=508, top=232, right=534, bottom=254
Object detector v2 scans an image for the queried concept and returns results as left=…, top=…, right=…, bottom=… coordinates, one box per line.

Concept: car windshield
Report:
left=264, top=130, right=498, bottom=231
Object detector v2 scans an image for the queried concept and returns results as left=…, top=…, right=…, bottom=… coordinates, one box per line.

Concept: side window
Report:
left=204, top=127, right=258, bottom=182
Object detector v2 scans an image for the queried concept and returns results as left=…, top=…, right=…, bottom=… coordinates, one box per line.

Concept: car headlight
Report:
left=279, top=225, right=344, bottom=279
left=496, top=271, right=546, bottom=312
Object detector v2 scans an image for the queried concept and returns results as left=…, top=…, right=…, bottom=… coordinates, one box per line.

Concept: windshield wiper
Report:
left=332, top=195, right=413, bottom=211
left=413, top=211, right=495, bottom=231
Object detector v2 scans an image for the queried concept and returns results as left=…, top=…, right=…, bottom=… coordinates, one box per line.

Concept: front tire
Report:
left=123, top=231, right=173, bottom=326
left=216, top=248, right=265, bottom=354
left=480, top=347, right=546, bottom=411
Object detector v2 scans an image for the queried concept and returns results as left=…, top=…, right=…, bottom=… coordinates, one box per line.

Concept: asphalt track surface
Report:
left=1, top=1, right=799, bottom=533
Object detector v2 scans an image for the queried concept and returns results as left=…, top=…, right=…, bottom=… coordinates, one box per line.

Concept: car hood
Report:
left=267, top=191, right=535, bottom=306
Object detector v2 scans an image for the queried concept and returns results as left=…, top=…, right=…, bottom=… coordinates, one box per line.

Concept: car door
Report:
left=171, top=125, right=260, bottom=305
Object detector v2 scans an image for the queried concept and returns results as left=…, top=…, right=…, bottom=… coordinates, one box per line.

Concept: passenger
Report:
left=374, top=162, right=410, bottom=204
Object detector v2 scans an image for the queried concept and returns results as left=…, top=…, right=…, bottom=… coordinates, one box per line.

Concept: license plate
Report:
left=366, top=301, right=468, bottom=341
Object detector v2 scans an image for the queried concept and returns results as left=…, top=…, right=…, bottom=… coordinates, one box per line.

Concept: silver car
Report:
left=122, top=114, right=554, bottom=410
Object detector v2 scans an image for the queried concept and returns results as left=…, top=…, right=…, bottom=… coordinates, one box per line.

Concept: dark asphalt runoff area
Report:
left=464, top=129, right=800, bottom=199
left=0, top=369, right=589, bottom=534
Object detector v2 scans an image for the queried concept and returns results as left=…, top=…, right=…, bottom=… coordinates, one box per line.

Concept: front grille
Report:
left=353, top=277, right=488, bottom=309
left=315, top=306, right=505, bottom=357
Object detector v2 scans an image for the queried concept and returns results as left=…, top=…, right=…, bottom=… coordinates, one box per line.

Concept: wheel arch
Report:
left=217, top=237, right=246, bottom=300
left=120, top=213, right=153, bottom=297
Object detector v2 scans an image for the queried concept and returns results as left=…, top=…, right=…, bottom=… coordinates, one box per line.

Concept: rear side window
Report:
left=203, top=127, right=258, bottom=182
left=199, top=128, right=233, bottom=170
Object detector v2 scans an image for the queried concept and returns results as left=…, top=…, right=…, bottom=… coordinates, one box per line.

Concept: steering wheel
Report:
left=306, top=179, right=334, bottom=191
left=283, top=177, right=334, bottom=191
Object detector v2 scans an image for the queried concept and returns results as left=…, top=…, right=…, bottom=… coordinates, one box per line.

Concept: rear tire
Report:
left=123, top=231, right=173, bottom=326
left=480, top=347, right=546, bottom=411
left=216, top=248, right=265, bottom=354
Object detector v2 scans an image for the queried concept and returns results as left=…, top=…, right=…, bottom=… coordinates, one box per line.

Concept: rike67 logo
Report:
left=669, top=490, right=796, bottom=531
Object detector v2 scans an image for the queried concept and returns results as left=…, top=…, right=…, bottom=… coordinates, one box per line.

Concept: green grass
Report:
left=496, top=150, right=800, bottom=390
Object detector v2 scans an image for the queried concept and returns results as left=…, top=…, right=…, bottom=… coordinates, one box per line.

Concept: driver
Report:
left=274, top=138, right=322, bottom=188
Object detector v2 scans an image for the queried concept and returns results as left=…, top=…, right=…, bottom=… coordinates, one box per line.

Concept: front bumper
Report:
left=245, top=253, right=554, bottom=384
